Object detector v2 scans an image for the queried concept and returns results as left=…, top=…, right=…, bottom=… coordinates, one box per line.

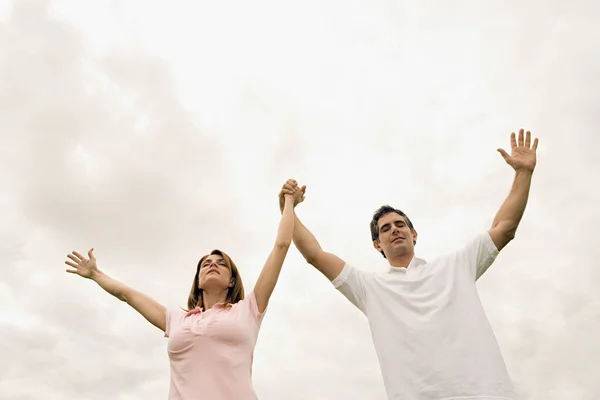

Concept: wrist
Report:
left=514, top=169, right=534, bottom=177
left=90, top=269, right=103, bottom=281
left=283, top=198, right=294, bottom=210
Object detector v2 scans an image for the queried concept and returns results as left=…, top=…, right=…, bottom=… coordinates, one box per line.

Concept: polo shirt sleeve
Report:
left=245, top=291, right=266, bottom=324
left=164, top=307, right=185, bottom=338
left=331, top=263, right=368, bottom=313
left=455, top=231, right=500, bottom=281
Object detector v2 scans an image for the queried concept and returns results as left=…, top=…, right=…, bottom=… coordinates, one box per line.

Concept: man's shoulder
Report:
left=341, top=262, right=380, bottom=277
left=426, top=232, right=496, bottom=259
left=337, top=262, right=386, bottom=285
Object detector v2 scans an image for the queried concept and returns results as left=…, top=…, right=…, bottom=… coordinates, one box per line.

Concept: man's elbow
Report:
left=490, top=223, right=517, bottom=250
left=502, top=230, right=516, bottom=247
left=293, top=240, right=323, bottom=265
left=303, top=249, right=323, bottom=266
left=506, top=228, right=517, bottom=241
left=493, top=219, right=518, bottom=236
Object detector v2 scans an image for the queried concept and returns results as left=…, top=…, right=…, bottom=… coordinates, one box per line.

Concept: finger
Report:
left=67, top=254, right=81, bottom=263
left=518, top=128, right=524, bottom=147
left=72, top=251, right=86, bottom=261
left=301, top=185, right=306, bottom=193
left=65, top=260, right=78, bottom=268
left=525, top=131, right=531, bottom=148
left=88, top=248, right=95, bottom=260
left=497, top=148, right=510, bottom=161
left=532, top=138, right=539, bottom=151
left=66, top=269, right=79, bottom=274
left=510, top=132, right=517, bottom=148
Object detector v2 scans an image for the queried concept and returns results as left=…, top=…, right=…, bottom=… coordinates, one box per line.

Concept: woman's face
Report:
left=198, top=254, right=232, bottom=290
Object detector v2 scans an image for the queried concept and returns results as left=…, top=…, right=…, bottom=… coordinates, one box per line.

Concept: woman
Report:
left=65, top=179, right=303, bottom=400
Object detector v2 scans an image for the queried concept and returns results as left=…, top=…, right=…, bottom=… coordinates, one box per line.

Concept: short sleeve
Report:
left=244, top=292, right=265, bottom=323
left=454, top=232, right=499, bottom=281
left=164, top=308, right=185, bottom=338
left=331, top=263, right=369, bottom=313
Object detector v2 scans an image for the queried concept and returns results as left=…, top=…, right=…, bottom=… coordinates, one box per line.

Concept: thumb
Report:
left=497, top=148, right=510, bottom=161
left=301, top=185, right=306, bottom=193
left=88, top=248, right=95, bottom=260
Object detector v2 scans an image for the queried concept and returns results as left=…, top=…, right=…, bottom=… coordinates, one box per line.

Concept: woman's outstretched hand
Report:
left=65, top=249, right=99, bottom=279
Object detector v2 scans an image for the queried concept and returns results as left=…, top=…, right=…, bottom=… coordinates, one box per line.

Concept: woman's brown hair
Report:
left=187, top=249, right=245, bottom=311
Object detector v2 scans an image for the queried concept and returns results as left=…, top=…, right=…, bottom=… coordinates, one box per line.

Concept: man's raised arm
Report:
left=489, top=129, right=539, bottom=251
left=279, top=181, right=345, bottom=281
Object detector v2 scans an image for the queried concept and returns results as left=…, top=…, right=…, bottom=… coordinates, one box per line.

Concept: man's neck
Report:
left=202, top=290, right=228, bottom=310
left=387, top=252, right=415, bottom=269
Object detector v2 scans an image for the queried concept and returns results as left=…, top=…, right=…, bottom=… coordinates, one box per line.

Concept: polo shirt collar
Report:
left=185, top=302, right=230, bottom=316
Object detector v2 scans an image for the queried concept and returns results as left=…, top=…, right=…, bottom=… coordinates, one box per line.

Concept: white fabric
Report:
left=332, top=232, right=518, bottom=400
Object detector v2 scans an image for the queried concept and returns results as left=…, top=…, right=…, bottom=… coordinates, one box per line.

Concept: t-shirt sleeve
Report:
left=331, top=263, right=369, bottom=313
left=454, top=231, right=500, bottom=281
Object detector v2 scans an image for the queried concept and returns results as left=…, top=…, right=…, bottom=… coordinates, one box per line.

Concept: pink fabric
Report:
left=165, top=292, right=264, bottom=400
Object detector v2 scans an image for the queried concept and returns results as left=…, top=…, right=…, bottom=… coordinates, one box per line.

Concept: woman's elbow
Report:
left=274, top=238, right=292, bottom=250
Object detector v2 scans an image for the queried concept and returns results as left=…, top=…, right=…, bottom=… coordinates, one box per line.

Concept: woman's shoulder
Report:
left=231, top=292, right=263, bottom=319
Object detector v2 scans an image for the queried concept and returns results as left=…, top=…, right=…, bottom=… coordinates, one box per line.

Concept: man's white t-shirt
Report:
left=332, top=232, right=517, bottom=400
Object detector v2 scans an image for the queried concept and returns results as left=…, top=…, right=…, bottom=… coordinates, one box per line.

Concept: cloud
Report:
left=0, top=2, right=249, bottom=399
left=1, top=0, right=599, bottom=399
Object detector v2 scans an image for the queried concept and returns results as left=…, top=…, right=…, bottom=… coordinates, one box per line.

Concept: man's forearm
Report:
left=292, top=214, right=323, bottom=263
left=491, top=170, right=533, bottom=237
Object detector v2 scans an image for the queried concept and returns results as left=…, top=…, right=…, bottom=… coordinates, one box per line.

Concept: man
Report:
left=280, top=129, right=538, bottom=400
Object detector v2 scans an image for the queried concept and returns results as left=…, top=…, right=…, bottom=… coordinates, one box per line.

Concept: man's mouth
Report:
left=392, top=237, right=405, bottom=243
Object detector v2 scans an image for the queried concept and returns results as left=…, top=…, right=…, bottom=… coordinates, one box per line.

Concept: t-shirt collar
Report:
left=388, top=256, right=427, bottom=273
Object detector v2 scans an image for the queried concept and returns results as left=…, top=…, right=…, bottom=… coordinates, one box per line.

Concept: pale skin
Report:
left=281, top=129, right=538, bottom=274
left=197, top=253, right=234, bottom=310
left=65, top=179, right=301, bottom=332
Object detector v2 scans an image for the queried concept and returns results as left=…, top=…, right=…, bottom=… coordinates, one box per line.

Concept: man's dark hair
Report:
left=370, top=205, right=416, bottom=258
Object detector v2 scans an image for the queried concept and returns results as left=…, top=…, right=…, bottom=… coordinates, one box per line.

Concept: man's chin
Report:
left=388, top=246, right=412, bottom=256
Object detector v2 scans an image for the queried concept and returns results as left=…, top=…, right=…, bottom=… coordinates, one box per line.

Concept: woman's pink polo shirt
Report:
left=165, top=292, right=264, bottom=400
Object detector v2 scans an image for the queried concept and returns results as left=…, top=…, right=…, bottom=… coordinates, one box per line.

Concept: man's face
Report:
left=373, top=212, right=417, bottom=259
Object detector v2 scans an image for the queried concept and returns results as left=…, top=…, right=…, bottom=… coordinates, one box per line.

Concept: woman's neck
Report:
left=201, top=289, right=228, bottom=310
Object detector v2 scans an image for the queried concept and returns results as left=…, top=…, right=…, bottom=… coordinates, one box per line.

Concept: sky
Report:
left=0, top=0, right=598, bottom=399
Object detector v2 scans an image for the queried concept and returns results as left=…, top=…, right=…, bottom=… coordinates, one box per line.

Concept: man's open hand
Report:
left=498, top=129, right=539, bottom=173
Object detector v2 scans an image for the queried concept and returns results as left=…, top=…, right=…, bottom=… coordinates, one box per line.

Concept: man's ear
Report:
left=373, top=240, right=382, bottom=252
left=373, top=240, right=387, bottom=259
left=412, top=229, right=418, bottom=245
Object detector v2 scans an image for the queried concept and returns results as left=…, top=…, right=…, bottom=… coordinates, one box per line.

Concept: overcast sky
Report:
left=0, top=0, right=598, bottom=399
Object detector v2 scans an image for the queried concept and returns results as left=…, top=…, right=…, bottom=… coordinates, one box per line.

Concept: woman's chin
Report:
left=200, top=278, right=227, bottom=291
